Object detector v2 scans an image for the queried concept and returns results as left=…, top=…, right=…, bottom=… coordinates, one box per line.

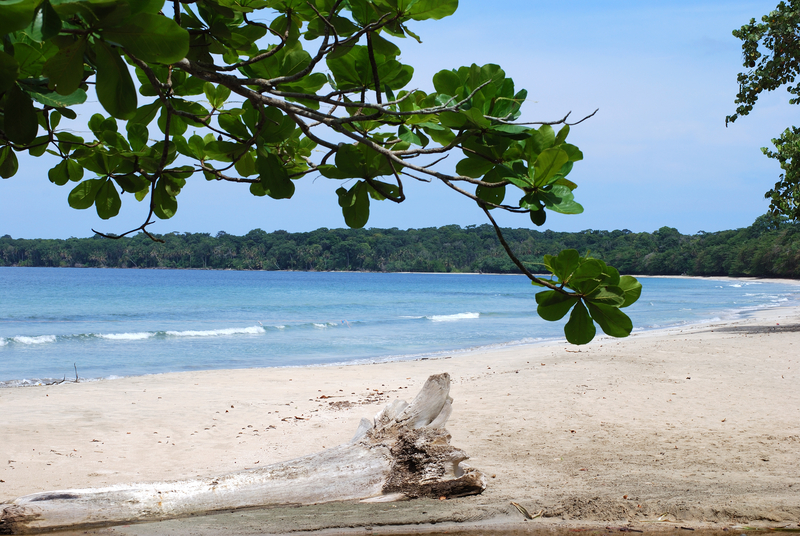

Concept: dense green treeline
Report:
left=1, top=215, right=799, bottom=278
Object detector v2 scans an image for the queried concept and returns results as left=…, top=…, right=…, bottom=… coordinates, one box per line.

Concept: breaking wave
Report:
left=97, top=332, right=154, bottom=341
left=165, top=326, right=266, bottom=337
left=426, top=312, right=480, bottom=322
left=11, top=335, right=57, bottom=345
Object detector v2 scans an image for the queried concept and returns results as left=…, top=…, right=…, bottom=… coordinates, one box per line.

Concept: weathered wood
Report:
left=0, top=373, right=485, bottom=534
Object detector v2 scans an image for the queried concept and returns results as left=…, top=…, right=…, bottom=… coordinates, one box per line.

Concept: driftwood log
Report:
left=0, top=373, right=485, bottom=534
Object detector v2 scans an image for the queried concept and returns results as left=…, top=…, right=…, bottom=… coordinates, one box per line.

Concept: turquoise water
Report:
left=1, top=268, right=798, bottom=385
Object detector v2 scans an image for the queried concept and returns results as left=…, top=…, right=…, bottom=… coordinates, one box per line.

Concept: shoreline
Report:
left=3, top=264, right=799, bottom=283
left=2, top=306, right=799, bottom=533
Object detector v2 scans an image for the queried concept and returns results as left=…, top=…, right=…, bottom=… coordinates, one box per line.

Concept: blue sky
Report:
left=1, top=0, right=795, bottom=239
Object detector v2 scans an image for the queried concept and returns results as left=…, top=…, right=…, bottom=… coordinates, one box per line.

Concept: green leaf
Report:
left=130, top=0, right=164, bottom=15
left=234, top=150, right=257, bottom=177
left=475, top=165, right=512, bottom=207
left=475, top=182, right=505, bottom=207
left=398, top=125, right=425, bottom=146
left=251, top=153, right=294, bottom=199
left=432, top=68, right=460, bottom=97
left=94, top=178, right=121, bottom=219
left=153, top=177, right=177, bottom=219
left=461, top=107, right=491, bottom=129
left=0, top=0, right=39, bottom=35
left=545, top=184, right=583, bottom=215
left=42, top=38, right=87, bottom=96
left=158, top=108, right=186, bottom=136
left=93, top=41, right=137, bottom=120
left=564, top=300, right=595, bottom=345
left=48, top=160, right=69, bottom=186
left=0, top=146, right=19, bottom=178
left=326, top=45, right=371, bottom=90
left=554, top=124, right=570, bottom=145
left=126, top=123, right=149, bottom=152
left=586, top=286, right=625, bottom=307
left=78, top=150, right=121, bottom=176
left=258, top=106, right=295, bottom=143
left=562, top=143, right=583, bottom=162
left=586, top=302, right=633, bottom=338
left=26, top=87, right=87, bottom=108
left=68, top=178, right=105, bottom=210
left=543, top=249, right=580, bottom=282
left=5, top=84, right=38, bottom=144
left=55, top=131, right=83, bottom=154
left=162, top=173, right=186, bottom=196
left=218, top=112, right=250, bottom=140
left=187, top=135, right=205, bottom=160
left=571, top=258, right=603, bottom=284
left=548, top=197, right=583, bottom=215
left=553, top=177, right=578, bottom=190
left=28, top=0, right=62, bottom=41
left=366, top=180, right=400, bottom=200
left=204, top=82, right=231, bottom=109
left=456, top=155, right=494, bottom=178
left=527, top=125, right=555, bottom=156
left=408, top=0, right=458, bottom=21
left=529, top=206, right=546, bottom=226
left=28, top=135, right=49, bottom=156
left=532, top=148, right=570, bottom=186
left=113, top=174, right=149, bottom=194
left=337, top=181, right=370, bottom=228
left=536, top=290, right=578, bottom=322
left=129, top=100, right=162, bottom=126
left=618, top=275, right=642, bottom=308
left=0, top=51, right=20, bottom=93
left=48, top=159, right=83, bottom=185
left=370, top=33, right=400, bottom=57
left=317, top=164, right=352, bottom=179
left=102, top=13, right=190, bottom=64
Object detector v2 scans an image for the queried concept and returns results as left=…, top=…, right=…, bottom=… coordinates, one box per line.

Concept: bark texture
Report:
left=0, top=373, right=485, bottom=534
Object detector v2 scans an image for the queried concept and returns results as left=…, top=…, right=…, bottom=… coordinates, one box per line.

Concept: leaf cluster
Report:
left=728, top=1, right=800, bottom=221
left=0, top=0, right=636, bottom=344
left=535, top=249, right=641, bottom=345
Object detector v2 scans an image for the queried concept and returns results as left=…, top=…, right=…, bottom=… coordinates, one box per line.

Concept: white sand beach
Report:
left=1, top=303, right=799, bottom=534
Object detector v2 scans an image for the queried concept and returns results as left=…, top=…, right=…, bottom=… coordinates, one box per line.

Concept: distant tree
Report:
left=0, top=0, right=641, bottom=344
left=728, top=1, right=800, bottom=221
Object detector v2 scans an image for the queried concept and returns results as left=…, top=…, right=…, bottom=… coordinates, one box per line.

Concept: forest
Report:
left=1, top=214, right=798, bottom=278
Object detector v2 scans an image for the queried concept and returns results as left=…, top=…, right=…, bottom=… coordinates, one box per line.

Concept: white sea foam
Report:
left=165, top=326, right=265, bottom=337
left=729, top=284, right=742, bottom=288
left=12, top=335, right=57, bottom=345
left=313, top=323, right=327, bottom=328
left=427, top=312, right=480, bottom=322
left=275, top=325, right=286, bottom=329
left=97, top=332, right=154, bottom=341
left=0, top=338, right=6, bottom=347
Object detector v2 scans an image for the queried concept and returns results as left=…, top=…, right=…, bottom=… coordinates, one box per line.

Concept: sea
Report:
left=1, top=267, right=798, bottom=386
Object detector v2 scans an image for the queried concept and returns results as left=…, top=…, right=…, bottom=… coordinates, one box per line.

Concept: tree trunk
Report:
left=0, top=373, right=485, bottom=534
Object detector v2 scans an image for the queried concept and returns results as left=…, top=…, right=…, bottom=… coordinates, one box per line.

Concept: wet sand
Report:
left=1, top=304, right=799, bottom=534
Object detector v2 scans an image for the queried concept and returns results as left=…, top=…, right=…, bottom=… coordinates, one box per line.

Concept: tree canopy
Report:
left=728, top=0, right=800, bottom=221
left=0, top=0, right=641, bottom=344
left=3, top=216, right=798, bottom=277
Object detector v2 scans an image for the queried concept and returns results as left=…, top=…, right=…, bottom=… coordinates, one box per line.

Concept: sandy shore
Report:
left=1, top=305, right=799, bottom=534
